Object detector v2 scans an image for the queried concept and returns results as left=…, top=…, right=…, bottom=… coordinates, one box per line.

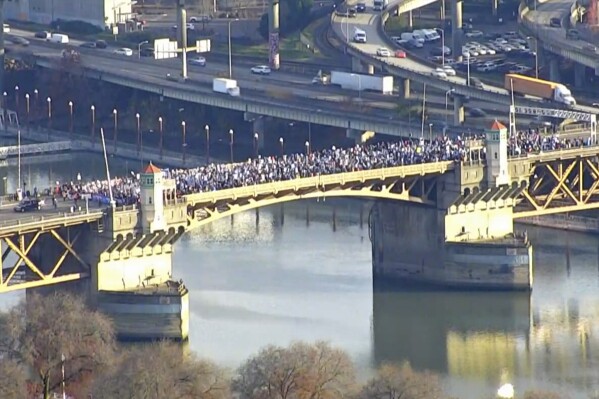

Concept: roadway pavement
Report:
left=0, top=196, right=104, bottom=226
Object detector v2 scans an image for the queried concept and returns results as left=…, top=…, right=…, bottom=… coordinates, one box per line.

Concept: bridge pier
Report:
left=549, top=58, right=560, bottom=82
left=453, top=96, right=465, bottom=125
left=269, top=0, right=281, bottom=70
left=574, top=63, right=585, bottom=88
left=400, top=78, right=410, bottom=99
left=451, top=0, right=463, bottom=61
left=371, top=122, right=532, bottom=290
left=351, top=58, right=375, bottom=74
left=408, top=10, right=413, bottom=29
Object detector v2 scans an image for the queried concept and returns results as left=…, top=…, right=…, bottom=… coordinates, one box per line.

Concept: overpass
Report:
left=2, top=122, right=599, bottom=339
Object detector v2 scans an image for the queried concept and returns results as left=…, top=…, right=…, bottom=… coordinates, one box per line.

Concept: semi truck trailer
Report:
left=330, top=71, right=394, bottom=94
left=504, top=74, right=576, bottom=106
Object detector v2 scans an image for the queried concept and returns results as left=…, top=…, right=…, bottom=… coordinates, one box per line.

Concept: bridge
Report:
left=2, top=121, right=599, bottom=340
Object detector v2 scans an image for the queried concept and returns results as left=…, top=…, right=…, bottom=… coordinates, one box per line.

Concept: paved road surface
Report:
left=0, top=197, right=104, bottom=226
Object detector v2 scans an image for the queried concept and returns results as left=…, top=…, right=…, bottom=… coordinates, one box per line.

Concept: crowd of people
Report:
left=39, top=128, right=595, bottom=205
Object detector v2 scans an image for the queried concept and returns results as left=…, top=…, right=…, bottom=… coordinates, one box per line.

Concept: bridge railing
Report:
left=0, top=209, right=105, bottom=231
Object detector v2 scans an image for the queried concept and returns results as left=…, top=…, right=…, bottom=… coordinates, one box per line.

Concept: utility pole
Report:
left=0, top=0, right=6, bottom=129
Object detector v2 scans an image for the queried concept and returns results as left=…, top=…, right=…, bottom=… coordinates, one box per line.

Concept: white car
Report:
left=376, top=47, right=391, bottom=57
left=431, top=68, right=448, bottom=79
left=186, top=23, right=195, bottom=30
left=477, top=47, right=487, bottom=55
left=114, top=48, right=133, bottom=56
left=188, top=56, right=206, bottom=66
left=442, top=65, right=456, bottom=76
left=465, top=30, right=484, bottom=38
left=482, top=47, right=496, bottom=55
left=251, top=65, right=271, bottom=75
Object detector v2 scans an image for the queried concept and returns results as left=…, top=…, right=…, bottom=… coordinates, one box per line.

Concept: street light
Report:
left=14, top=85, right=19, bottom=112
left=25, top=93, right=30, bottom=133
left=46, top=97, right=52, bottom=140
left=205, top=124, right=210, bottom=164
left=279, top=137, right=284, bottom=156
left=68, top=101, right=73, bottom=139
left=254, top=132, right=259, bottom=157
left=158, top=117, right=163, bottom=159
left=228, top=19, right=239, bottom=79
left=229, top=129, right=234, bottom=162
left=90, top=105, right=96, bottom=142
left=137, top=40, right=148, bottom=59
left=445, top=89, right=454, bottom=124
left=429, top=123, right=433, bottom=142
left=112, top=109, right=118, bottom=153
left=527, top=36, right=539, bottom=79
left=305, top=140, right=310, bottom=155
left=181, top=121, right=187, bottom=164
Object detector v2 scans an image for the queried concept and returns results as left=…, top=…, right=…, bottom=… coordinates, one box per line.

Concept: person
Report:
left=52, top=194, right=57, bottom=209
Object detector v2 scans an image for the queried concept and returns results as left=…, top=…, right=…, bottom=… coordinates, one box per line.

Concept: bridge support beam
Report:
left=269, top=0, right=281, bottom=70
left=549, top=58, right=560, bottom=82
left=408, top=10, right=413, bottom=29
left=451, top=0, right=463, bottom=61
left=453, top=96, right=465, bottom=125
left=574, top=63, right=585, bottom=88
left=351, top=57, right=364, bottom=73
left=492, top=0, right=498, bottom=16
left=401, top=78, right=410, bottom=99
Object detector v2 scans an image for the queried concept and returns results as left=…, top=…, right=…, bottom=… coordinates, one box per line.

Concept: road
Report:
left=0, top=196, right=103, bottom=226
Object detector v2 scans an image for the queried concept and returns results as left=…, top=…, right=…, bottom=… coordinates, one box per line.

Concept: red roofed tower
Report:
left=485, top=120, right=510, bottom=187
left=140, top=162, right=166, bottom=233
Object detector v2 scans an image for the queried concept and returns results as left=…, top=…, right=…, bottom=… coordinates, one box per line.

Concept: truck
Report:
left=504, top=74, right=576, bottom=106
left=330, top=71, right=394, bottom=94
left=373, top=0, right=389, bottom=11
left=213, top=78, right=240, bottom=96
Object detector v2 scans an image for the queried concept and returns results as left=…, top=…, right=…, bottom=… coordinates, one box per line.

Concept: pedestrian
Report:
left=52, top=194, right=57, bottom=209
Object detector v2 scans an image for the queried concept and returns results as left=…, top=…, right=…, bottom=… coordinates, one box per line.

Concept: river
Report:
left=1, top=152, right=599, bottom=399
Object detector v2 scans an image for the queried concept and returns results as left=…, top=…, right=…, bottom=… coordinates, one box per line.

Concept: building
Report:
left=4, top=0, right=133, bottom=29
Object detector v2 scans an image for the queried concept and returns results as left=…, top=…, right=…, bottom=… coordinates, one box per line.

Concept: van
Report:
left=423, top=29, right=440, bottom=42
left=469, top=77, right=484, bottom=89
left=48, top=34, right=69, bottom=44
left=353, top=28, right=367, bottom=43
left=412, top=30, right=427, bottom=42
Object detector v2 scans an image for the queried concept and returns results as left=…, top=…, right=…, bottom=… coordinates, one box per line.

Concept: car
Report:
left=431, top=68, right=448, bottom=79
left=468, top=107, right=487, bottom=117
left=140, top=47, right=154, bottom=57
left=566, top=29, right=580, bottom=40
left=114, top=48, right=133, bottom=56
left=347, top=7, right=357, bottom=17
left=356, top=2, right=366, bottom=12
left=430, top=46, right=451, bottom=56
left=251, top=65, right=271, bottom=75
left=442, top=65, right=456, bottom=76
left=583, top=44, right=599, bottom=54
left=95, top=40, right=108, bottom=49
left=549, top=17, right=561, bottom=28
left=34, top=31, right=51, bottom=39
left=6, top=35, right=30, bottom=46
left=14, top=198, right=43, bottom=213
left=465, top=30, right=484, bottom=38
left=376, top=47, right=391, bottom=57
left=189, top=15, right=210, bottom=23
left=406, top=39, right=423, bottom=49
left=395, top=50, right=407, bottom=58
left=186, top=23, right=195, bottom=30
left=80, top=41, right=96, bottom=48
left=469, top=77, right=484, bottom=89
left=189, top=56, right=206, bottom=66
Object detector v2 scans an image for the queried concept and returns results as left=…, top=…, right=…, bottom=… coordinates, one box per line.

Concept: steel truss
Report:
left=186, top=174, right=441, bottom=228
left=0, top=226, right=90, bottom=293
left=515, top=157, right=599, bottom=218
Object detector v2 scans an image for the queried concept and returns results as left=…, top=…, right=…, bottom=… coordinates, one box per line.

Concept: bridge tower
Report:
left=485, top=120, right=510, bottom=187
left=269, top=0, right=280, bottom=70
left=140, top=162, right=166, bottom=233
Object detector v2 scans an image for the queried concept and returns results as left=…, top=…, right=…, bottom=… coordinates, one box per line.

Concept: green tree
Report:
left=92, top=341, right=230, bottom=399
left=0, top=292, right=116, bottom=399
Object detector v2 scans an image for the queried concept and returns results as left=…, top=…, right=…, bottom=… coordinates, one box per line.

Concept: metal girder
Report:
left=0, top=226, right=89, bottom=293
left=186, top=174, right=440, bottom=229
left=513, top=106, right=595, bottom=122
left=514, top=157, right=599, bottom=218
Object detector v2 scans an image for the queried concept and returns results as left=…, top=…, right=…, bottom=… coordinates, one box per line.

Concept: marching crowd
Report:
left=43, top=128, right=594, bottom=204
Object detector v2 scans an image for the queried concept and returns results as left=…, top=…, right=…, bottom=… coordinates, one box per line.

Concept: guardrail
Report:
left=0, top=141, right=71, bottom=158
left=0, top=209, right=104, bottom=231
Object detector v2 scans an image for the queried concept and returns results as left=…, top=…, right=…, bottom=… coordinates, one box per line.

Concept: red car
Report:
left=395, top=50, right=407, bottom=58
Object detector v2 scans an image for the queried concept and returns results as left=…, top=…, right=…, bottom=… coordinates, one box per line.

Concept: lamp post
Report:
left=90, top=105, right=96, bottom=143
left=466, top=52, right=471, bottom=86
left=181, top=121, right=187, bottom=165
left=204, top=124, right=210, bottom=164
left=254, top=132, right=259, bottom=157
left=112, top=109, right=118, bottom=153
left=158, top=117, right=163, bottom=159
left=228, top=19, right=239, bottom=79
left=279, top=137, right=284, bottom=156
left=137, top=40, right=148, bottom=59
left=444, top=89, right=453, bottom=124
left=2, top=92, right=7, bottom=132
left=527, top=36, right=539, bottom=79
left=136, top=113, right=141, bottom=153
left=46, top=97, right=52, bottom=140
left=68, top=101, right=73, bottom=139
left=429, top=123, right=433, bottom=142
left=14, top=85, right=19, bottom=113
left=25, top=93, right=30, bottom=133
left=305, top=140, right=310, bottom=155
left=229, top=129, right=234, bottom=162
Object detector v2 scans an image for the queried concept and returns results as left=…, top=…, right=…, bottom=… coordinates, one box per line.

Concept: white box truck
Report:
left=213, top=78, right=240, bottom=96
left=47, top=34, right=69, bottom=44
left=330, top=71, right=394, bottom=94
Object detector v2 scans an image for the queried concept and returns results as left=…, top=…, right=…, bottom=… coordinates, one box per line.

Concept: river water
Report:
left=1, top=152, right=599, bottom=399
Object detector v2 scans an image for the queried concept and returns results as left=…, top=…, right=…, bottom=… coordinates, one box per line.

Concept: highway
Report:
left=0, top=196, right=103, bottom=227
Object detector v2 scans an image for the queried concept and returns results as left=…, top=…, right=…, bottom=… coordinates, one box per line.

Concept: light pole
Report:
left=68, top=101, right=73, bottom=139
left=527, top=36, right=539, bottom=79
left=254, top=132, right=259, bottom=157
left=46, top=97, right=52, bottom=140
left=205, top=124, right=210, bottom=164
left=429, top=123, right=433, bottom=142
left=445, top=89, right=453, bottom=124
left=279, top=137, right=284, bottom=156
left=25, top=93, right=30, bottom=133
left=137, top=40, right=148, bottom=59
left=228, top=19, right=239, bottom=79
left=229, top=129, right=234, bottom=162
left=2, top=92, right=7, bottom=132
left=439, top=28, right=445, bottom=66
left=308, top=121, right=312, bottom=150
left=181, top=121, right=187, bottom=164
left=112, top=109, right=118, bottom=153
left=305, top=140, right=310, bottom=155
left=158, top=117, right=163, bottom=159
left=466, top=53, right=471, bottom=86
left=136, top=113, right=141, bottom=153
left=90, top=105, right=96, bottom=143
left=2, top=176, right=6, bottom=195
left=14, top=85, right=19, bottom=113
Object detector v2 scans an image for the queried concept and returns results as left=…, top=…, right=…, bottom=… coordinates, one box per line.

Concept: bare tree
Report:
left=523, top=390, right=565, bottom=399
left=0, top=292, right=116, bottom=399
left=0, top=357, right=27, bottom=399
left=233, top=341, right=356, bottom=399
left=356, top=363, right=445, bottom=399
left=92, top=341, right=230, bottom=399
